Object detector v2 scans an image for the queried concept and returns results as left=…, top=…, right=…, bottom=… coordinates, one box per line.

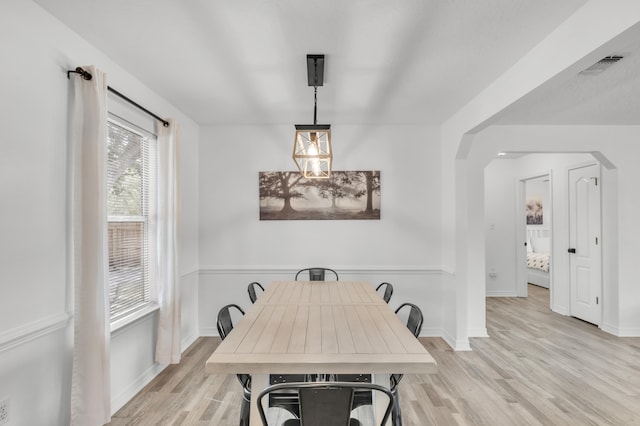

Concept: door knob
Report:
left=568, top=248, right=576, bottom=253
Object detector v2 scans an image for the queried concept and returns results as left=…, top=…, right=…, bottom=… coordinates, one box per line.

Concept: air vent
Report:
left=579, top=55, right=625, bottom=75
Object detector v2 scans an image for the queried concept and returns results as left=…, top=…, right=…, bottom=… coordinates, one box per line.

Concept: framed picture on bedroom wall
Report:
left=526, top=195, right=543, bottom=225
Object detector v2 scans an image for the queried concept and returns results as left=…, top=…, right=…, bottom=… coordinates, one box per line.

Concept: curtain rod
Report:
left=67, top=67, right=170, bottom=128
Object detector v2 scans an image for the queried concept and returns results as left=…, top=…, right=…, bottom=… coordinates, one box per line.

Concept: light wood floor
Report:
left=109, top=285, right=640, bottom=425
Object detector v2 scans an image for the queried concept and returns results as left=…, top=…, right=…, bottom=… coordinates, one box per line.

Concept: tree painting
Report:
left=259, top=171, right=381, bottom=220
left=526, top=196, right=543, bottom=225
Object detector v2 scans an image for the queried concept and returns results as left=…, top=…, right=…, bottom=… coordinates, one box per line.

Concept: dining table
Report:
left=205, top=280, right=437, bottom=425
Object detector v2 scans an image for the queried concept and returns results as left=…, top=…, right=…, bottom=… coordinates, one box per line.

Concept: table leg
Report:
left=250, top=374, right=269, bottom=426
left=374, top=374, right=392, bottom=426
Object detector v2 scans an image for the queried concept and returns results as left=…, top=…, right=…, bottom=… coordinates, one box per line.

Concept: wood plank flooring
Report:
left=109, top=285, right=640, bottom=425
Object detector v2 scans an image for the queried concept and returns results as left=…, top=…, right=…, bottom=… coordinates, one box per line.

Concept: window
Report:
left=107, top=116, right=157, bottom=322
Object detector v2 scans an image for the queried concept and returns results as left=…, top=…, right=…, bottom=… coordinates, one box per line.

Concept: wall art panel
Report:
left=259, top=171, right=380, bottom=220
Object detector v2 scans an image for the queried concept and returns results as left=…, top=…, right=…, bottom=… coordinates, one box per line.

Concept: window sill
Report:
left=110, top=302, right=160, bottom=335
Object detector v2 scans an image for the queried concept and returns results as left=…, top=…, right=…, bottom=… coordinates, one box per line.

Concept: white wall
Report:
left=0, top=1, right=199, bottom=424
left=198, top=124, right=445, bottom=337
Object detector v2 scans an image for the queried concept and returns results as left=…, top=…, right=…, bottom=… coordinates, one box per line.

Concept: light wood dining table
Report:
left=205, top=280, right=437, bottom=425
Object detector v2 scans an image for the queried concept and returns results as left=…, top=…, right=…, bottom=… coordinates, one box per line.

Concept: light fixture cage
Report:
left=293, top=124, right=332, bottom=179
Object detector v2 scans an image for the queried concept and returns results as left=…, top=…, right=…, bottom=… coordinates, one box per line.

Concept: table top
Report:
left=205, top=280, right=437, bottom=375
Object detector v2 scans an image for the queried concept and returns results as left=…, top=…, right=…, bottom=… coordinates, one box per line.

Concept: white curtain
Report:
left=69, top=66, right=111, bottom=425
left=155, top=119, right=181, bottom=364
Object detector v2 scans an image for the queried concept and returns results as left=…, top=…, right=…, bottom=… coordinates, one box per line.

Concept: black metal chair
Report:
left=294, top=267, right=339, bottom=281
left=376, top=282, right=394, bottom=303
left=247, top=281, right=265, bottom=304
left=216, top=304, right=245, bottom=340
left=217, top=304, right=251, bottom=426
left=395, top=302, right=423, bottom=338
left=217, top=303, right=303, bottom=423
left=256, top=381, right=394, bottom=426
left=388, top=302, right=424, bottom=426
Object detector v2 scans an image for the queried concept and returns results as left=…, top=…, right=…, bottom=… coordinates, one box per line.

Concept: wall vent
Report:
left=579, top=55, right=625, bottom=75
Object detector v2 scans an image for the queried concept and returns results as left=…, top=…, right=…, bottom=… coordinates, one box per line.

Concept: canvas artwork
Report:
left=259, top=171, right=381, bottom=220
left=526, top=196, right=543, bottom=225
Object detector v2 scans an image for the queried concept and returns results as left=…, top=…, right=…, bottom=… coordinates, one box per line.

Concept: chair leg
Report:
left=240, top=390, right=251, bottom=426
left=391, top=387, right=402, bottom=426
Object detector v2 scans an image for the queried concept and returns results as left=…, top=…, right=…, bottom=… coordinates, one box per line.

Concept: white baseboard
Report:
left=601, top=322, right=619, bottom=335
left=419, top=327, right=442, bottom=337
left=111, top=363, right=167, bottom=414
left=486, top=291, right=518, bottom=297
left=552, top=304, right=569, bottom=316
left=199, top=326, right=219, bottom=337
left=181, top=331, right=200, bottom=351
left=441, top=330, right=472, bottom=351
left=601, top=323, right=640, bottom=337
left=467, top=327, right=489, bottom=338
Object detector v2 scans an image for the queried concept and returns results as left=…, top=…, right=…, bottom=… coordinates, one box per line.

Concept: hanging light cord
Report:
left=313, top=86, right=318, bottom=125
left=312, top=57, right=319, bottom=125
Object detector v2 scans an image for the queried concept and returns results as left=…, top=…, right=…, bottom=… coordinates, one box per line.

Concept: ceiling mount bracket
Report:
left=306, top=54, right=324, bottom=87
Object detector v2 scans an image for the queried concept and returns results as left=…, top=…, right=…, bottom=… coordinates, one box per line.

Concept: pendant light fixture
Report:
left=293, top=54, right=332, bottom=179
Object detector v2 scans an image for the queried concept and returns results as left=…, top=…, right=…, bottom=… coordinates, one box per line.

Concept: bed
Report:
left=527, top=228, right=550, bottom=288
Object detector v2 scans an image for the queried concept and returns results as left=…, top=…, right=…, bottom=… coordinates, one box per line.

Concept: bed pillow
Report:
left=532, top=237, right=550, bottom=253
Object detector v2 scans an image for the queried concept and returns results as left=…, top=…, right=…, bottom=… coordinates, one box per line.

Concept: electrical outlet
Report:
left=0, top=396, right=9, bottom=425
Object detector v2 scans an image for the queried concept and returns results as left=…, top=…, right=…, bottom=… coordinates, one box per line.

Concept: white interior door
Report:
left=568, top=163, right=602, bottom=325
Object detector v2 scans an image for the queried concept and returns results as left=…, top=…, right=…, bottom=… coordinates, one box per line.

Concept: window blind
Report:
left=107, top=118, right=157, bottom=321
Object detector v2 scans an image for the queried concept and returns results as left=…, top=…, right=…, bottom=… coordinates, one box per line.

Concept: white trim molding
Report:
left=0, top=312, right=71, bottom=353
left=443, top=333, right=472, bottom=351
left=467, top=327, right=489, bottom=338
left=111, top=363, right=167, bottom=414
left=180, top=268, right=200, bottom=279
left=552, top=303, right=570, bottom=316
left=486, top=291, right=518, bottom=297
left=440, top=265, right=456, bottom=277
left=419, top=327, right=443, bottom=337
left=199, top=265, right=446, bottom=275
left=601, top=323, right=640, bottom=337
left=199, top=326, right=219, bottom=337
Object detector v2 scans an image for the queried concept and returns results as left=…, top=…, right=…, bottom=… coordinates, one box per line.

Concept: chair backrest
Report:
left=394, top=302, right=423, bottom=338
left=391, top=303, right=424, bottom=392
left=295, top=267, right=339, bottom=281
left=376, top=282, right=393, bottom=303
left=247, top=281, right=265, bottom=304
left=216, top=304, right=251, bottom=392
left=216, top=304, right=245, bottom=340
left=257, top=381, right=394, bottom=426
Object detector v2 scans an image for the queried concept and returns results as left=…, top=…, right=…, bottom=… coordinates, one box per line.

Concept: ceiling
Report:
left=34, top=0, right=640, bottom=126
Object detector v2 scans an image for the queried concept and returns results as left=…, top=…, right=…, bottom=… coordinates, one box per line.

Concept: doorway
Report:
left=516, top=173, right=552, bottom=305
